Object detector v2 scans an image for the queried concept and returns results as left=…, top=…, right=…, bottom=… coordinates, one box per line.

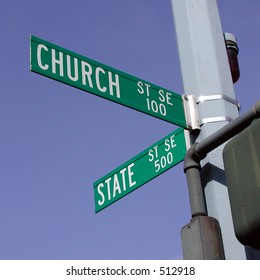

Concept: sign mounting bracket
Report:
left=182, top=95, right=201, bottom=131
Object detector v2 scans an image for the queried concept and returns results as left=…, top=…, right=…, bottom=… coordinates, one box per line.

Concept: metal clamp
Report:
left=197, top=94, right=239, bottom=126
left=183, top=94, right=239, bottom=128
left=182, top=95, right=201, bottom=131
left=197, top=94, right=240, bottom=109
left=201, top=116, right=234, bottom=125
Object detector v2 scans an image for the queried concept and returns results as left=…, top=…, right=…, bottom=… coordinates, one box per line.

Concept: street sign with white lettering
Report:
left=30, top=35, right=187, bottom=128
left=94, top=128, right=186, bottom=212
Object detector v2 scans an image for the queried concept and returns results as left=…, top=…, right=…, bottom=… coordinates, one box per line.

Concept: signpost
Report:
left=29, top=6, right=260, bottom=260
left=30, top=35, right=187, bottom=128
left=94, top=128, right=186, bottom=212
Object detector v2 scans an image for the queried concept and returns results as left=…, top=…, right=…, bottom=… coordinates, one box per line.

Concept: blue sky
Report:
left=1, top=0, right=260, bottom=259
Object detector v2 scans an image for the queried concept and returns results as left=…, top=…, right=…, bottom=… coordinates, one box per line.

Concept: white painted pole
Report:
left=171, top=0, right=246, bottom=259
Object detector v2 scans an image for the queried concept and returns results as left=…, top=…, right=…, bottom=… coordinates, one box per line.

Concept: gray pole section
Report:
left=171, top=0, right=245, bottom=259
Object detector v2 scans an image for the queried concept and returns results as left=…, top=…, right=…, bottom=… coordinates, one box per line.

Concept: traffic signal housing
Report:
left=223, top=119, right=260, bottom=249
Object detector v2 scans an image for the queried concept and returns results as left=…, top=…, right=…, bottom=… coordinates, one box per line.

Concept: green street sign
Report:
left=94, top=128, right=186, bottom=212
left=30, top=35, right=187, bottom=128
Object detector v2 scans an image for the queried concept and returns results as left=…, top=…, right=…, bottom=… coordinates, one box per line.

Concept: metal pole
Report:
left=184, top=145, right=207, bottom=218
left=171, top=0, right=245, bottom=259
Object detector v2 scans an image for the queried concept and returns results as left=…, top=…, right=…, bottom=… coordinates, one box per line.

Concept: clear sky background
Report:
left=1, top=0, right=260, bottom=260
